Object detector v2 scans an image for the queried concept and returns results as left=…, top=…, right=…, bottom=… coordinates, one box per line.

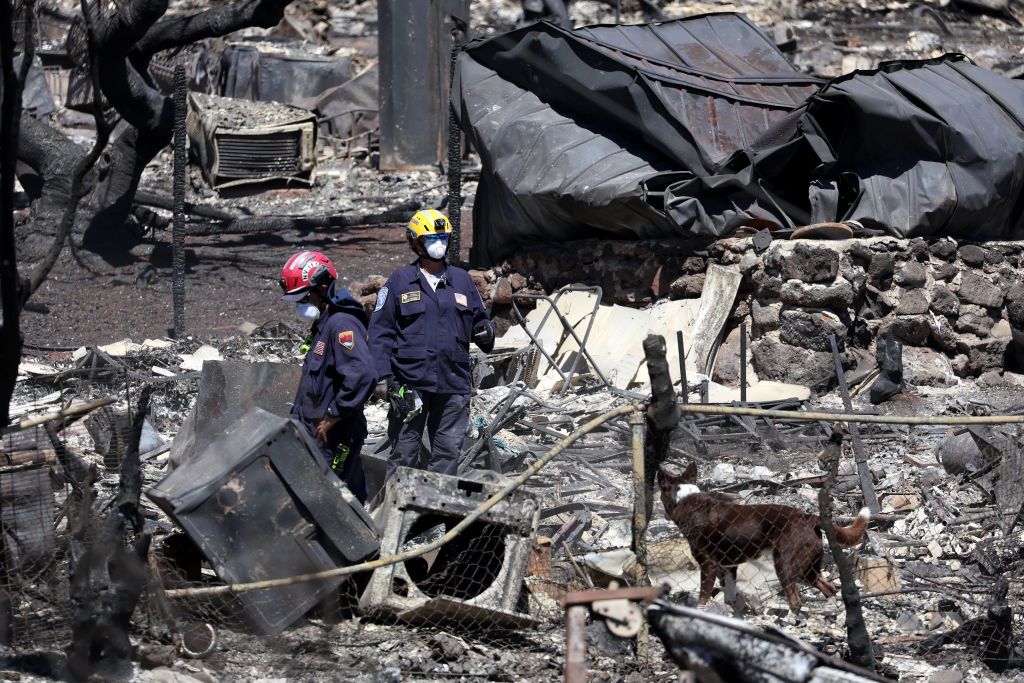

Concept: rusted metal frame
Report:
left=562, top=585, right=666, bottom=607
left=829, top=334, right=880, bottom=514
left=511, top=285, right=606, bottom=392
left=562, top=583, right=666, bottom=683
left=676, top=330, right=688, bottom=403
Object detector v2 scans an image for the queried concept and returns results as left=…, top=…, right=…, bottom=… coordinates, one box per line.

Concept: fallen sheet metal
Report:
left=220, top=41, right=353, bottom=106
left=453, top=14, right=822, bottom=264
left=170, top=360, right=301, bottom=468
left=457, top=15, right=1024, bottom=263
left=148, top=408, right=379, bottom=635
left=187, top=93, right=318, bottom=190
left=360, top=467, right=540, bottom=627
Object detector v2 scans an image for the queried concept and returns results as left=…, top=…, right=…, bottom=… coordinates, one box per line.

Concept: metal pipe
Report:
left=739, top=322, right=747, bottom=403
left=677, top=403, right=1024, bottom=425
left=676, top=330, right=687, bottom=404
left=564, top=605, right=587, bottom=683
left=830, top=333, right=880, bottom=513
left=166, top=403, right=641, bottom=598
left=5, top=397, right=116, bottom=433
left=629, top=408, right=650, bottom=662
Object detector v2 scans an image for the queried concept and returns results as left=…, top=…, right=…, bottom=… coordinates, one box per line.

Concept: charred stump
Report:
left=65, top=387, right=153, bottom=681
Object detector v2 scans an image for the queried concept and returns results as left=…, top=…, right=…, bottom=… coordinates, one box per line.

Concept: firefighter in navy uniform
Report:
left=369, top=210, right=496, bottom=479
left=280, top=250, right=376, bottom=501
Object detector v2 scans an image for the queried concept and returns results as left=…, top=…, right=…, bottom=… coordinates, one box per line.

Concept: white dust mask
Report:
left=295, top=302, right=320, bottom=323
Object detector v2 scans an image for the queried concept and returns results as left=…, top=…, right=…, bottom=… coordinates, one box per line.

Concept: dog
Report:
left=658, top=441, right=870, bottom=614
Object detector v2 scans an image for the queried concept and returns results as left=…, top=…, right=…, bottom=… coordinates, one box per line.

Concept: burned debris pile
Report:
left=6, top=0, right=1024, bottom=681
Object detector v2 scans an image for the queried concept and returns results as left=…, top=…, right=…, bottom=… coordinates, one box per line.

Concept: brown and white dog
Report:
left=658, top=457, right=870, bottom=614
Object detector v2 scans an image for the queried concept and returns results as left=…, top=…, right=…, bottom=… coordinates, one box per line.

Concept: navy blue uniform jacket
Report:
left=368, top=262, right=490, bottom=395
left=291, top=285, right=377, bottom=426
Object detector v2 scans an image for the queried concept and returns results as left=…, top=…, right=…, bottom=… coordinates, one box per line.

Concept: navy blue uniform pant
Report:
left=386, top=392, right=469, bottom=479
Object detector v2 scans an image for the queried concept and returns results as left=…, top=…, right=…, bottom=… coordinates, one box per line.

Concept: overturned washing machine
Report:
left=360, top=467, right=540, bottom=628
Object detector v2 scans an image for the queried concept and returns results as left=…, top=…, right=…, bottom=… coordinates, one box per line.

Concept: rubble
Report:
left=7, top=0, right=1024, bottom=680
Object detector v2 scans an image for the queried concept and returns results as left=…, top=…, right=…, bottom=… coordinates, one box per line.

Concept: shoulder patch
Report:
left=454, top=292, right=468, bottom=307
left=374, top=286, right=389, bottom=312
left=313, top=340, right=326, bottom=356
left=401, top=290, right=422, bottom=304
left=338, top=330, right=355, bottom=350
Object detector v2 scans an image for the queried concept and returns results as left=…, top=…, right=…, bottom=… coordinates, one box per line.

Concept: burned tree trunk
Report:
left=15, top=0, right=296, bottom=270
left=642, top=334, right=680, bottom=520
left=0, top=0, right=32, bottom=427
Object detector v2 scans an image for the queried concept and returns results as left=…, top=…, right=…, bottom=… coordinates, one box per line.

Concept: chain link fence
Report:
left=2, top=373, right=1023, bottom=681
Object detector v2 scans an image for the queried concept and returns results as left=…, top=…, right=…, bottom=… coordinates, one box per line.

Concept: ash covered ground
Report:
left=8, top=0, right=1024, bottom=681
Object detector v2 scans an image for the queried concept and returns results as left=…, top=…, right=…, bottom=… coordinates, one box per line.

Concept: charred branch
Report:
left=818, top=430, right=877, bottom=670
left=26, top=0, right=109, bottom=298
left=642, top=334, right=679, bottom=519
left=134, top=0, right=293, bottom=59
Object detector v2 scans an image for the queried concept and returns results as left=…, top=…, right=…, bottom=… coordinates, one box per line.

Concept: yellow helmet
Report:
left=407, top=209, right=452, bottom=240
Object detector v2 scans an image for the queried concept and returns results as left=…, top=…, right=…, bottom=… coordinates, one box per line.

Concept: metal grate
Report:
left=215, top=131, right=303, bottom=178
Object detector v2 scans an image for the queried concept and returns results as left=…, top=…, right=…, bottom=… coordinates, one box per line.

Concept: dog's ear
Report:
left=657, top=463, right=685, bottom=491
left=681, top=460, right=698, bottom=484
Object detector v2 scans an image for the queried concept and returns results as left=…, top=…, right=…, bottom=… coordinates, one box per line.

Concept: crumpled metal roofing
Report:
left=455, top=14, right=1024, bottom=265
left=453, top=13, right=822, bottom=263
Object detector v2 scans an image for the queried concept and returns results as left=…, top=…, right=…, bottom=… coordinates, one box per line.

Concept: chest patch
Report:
left=338, top=330, right=355, bottom=350
left=454, top=292, right=468, bottom=307
left=401, top=290, right=422, bottom=304
left=313, top=340, right=326, bottom=356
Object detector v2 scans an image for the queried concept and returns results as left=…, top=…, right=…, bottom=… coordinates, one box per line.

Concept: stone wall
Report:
left=494, top=236, right=1024, bottom=391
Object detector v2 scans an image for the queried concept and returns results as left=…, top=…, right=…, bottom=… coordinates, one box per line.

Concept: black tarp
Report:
left=454, top=15, right=1024, bottom=265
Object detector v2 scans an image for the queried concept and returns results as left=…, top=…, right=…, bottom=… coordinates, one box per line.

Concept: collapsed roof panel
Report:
left=453, top=14, right=821, bottom=264
left=574, top=16, right=803, bottom=76
left=665, top=55, right=1024, bottom=239
left=457, top=14, right=1024, bottom=264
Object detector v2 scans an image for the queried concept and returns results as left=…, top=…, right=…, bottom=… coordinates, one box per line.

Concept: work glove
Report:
left=372, top=376, right=391, bottom=402
left=472, top=320, right=496, bottom=351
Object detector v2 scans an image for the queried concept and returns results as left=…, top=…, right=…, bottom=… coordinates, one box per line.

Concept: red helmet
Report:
left=279, top=250, right=337, bottom=301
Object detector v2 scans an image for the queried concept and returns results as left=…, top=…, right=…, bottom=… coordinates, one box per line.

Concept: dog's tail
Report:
left=833, top=507, right=871, bottom=545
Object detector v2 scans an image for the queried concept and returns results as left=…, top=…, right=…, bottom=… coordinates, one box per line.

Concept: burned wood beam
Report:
left=818, top=430, right=876, bottom=670
left=133, top=190, right=237, bottom=222
left=185, top=201, right=420, bottom=236
left=642, top=334, right=680, bottom=525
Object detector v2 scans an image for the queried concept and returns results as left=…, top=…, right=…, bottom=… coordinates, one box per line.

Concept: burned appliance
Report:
left=186, top=92, right=317, bottom=190
left=147, top=407, right=379, bottom=635
left=360, top=467, right=540, bottom=628
left=220, top=41, right=353, bottom=106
